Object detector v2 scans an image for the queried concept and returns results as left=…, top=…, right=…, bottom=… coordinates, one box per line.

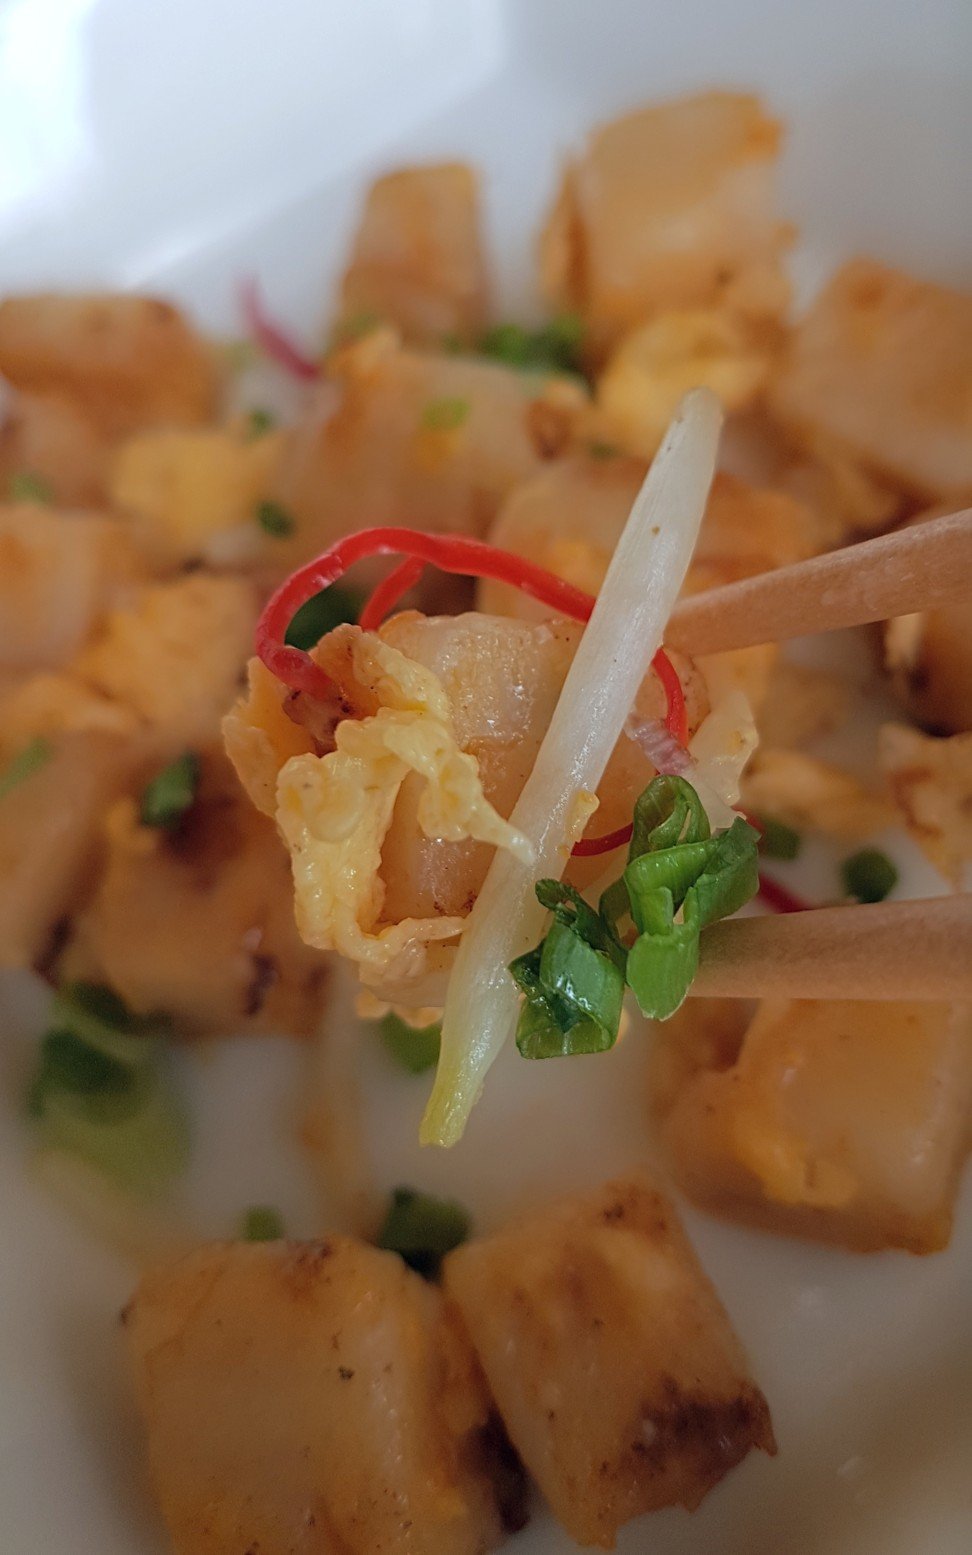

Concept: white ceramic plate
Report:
left=1, top=2, right=971, bottom=1551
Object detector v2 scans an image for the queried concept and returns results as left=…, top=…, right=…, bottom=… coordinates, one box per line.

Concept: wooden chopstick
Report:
left=666, top=508, right=972, bottom=656
left=693, top=894, right=972, bottom=1002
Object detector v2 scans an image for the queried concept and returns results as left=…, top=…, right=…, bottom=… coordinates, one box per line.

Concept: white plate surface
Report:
left=0, top=2, right=971, bottom=1552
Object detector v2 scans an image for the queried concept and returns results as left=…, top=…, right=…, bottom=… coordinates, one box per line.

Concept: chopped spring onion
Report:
left=332, top=310, right=382, bottom=346
left=50, top=980, right=165, bottom=1058
left=378, top=1013, right=441, bottom=1074
left=0, top=736, right=51, bottom=802
left=284, top=583, right=362, bottom=651
left=241, top=1205, right=286, bottom=1241
left=421, top=396, right=470, bottom=432
left=28, top=1030, right=132, bottom=1109
left=510, top=882, right=625, bottom=1059
left=422, top=389, right=723, bottom=1145
left=842, top=848, right=898, bottom=904
left=10, top=471, right=53, bottom=503
left=27, top=983, right=188, bottom=1198
left=588, top=440, right=620, bottom=459
left=624, top=809, right=759, bottom=1019
left=480, top=315, right=585, bottom=376
left=512, top=777, right=759, bottom=1048
left=256, top=499, right=296, bottom=538
left=377, top=1186, right=470, bottom=1277
left=139, top=752, right=200, bottom=830
left=244, top=406, right=276, bottom=440
left=757, top=816, right=802, bottom=860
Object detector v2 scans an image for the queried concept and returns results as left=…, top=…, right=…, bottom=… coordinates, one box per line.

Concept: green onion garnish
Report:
left=284, top=584, right=362, bottom=651
left=421, top=396, right=470, bottom=432
left=244, top=407, right=276, bottom=440
left=377, top=1186, right=470, bottom=1278
left=27, top=983, right=188, bottom=1197
left=241, top=1205, right=286, bottom=1242
left=841, top=848, right=898, bottom=904
left=757, top=816, right=802, bottom=861
left=139, top=752, right=200, bottom=830
left=332, top=310, right=381, bottom=346
left=10, top=471, right=53, bottom=503
left=480, top=315, right=585, bottom=376
left=588, top=440, right=620, bottom=460
left=256, top=499, right=296, bottom=538
left=0, top=737, right=52, bottom=802
left=623, top=814, right=758, bottom=1019
left=50, top=981, right=165, bottom=1060
left=510, top=776, right=759, bottom=1054
left=509, top=881, right=625, bottom=1060
left=27, top=1029, right=132, bottom=1111
left=223, top=338, right=258, bottom=372
left=378, top=1013, right=441, bottom=1074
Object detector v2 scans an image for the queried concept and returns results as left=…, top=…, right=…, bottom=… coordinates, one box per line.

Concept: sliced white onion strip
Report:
left=421, top=388, right=723, bottom=1147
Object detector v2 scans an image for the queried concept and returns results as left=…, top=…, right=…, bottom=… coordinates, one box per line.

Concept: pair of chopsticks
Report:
left=667, top=507, right=972, bottom=1003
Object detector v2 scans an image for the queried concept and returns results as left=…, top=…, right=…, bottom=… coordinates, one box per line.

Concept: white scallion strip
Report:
left=421, top=388, right=723, bottom=1146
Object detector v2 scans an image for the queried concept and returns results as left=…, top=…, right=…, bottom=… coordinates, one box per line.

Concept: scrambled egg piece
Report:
left=227, top=627, right=532, bottom=988
left=111, top=425, right=287, bottom=566
left=594, top=308, right=771, bottom=459
left=77, top=574, right=257, bottom=751
left=222, top=658, right=316, bottom=818
left=879, top=724, right=972, bottom=883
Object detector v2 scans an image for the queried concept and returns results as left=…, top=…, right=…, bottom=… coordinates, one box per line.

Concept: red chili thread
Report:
left=358, top=557, right=426, bottom=631
left=756, top=873, right=811, bottom=914
left=240, top=277, right=321, bottom=382
left=571, top=822, right=634, bottom=858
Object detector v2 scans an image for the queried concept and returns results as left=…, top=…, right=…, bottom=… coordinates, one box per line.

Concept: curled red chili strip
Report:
left=359, top=557, right=426, bottom=631
left=240, top=278, right=321, bottom=382
left=257, top=527, right=599, bottom=699
left=255, top=526, right=689, bottom=855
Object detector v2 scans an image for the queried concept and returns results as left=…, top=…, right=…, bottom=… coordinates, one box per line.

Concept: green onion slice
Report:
left=284, top=583, right=362, bottom=651
left=510, top=880, right=626, bottom=1060
left=841, top=848, right=898, bottom=904
left=10, top=471, right=53, bottom=503
left=256, top=499, right=296, bottom=537
left=0, top=737, right=52, bottom=802
left=139, top=752, right=200, bottom=830
left=377, top=1186, right=470, bottom=1277
left=757, top=815, right=801, bottom=860
left=241, top=1205, right=286, bottom=1241
left=27, top=982, right=187, bottom=1197
left=420, top=396, right=470, bottom=432
left=50, top=981, right=165, bottom=1064
left=479, top=315, right=585, bottom=376
left=378, top=1013, right=441, bottom=1074
left=244, top=407, right=276, bottom=440
left=630, top=773, right=710, bottom=856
